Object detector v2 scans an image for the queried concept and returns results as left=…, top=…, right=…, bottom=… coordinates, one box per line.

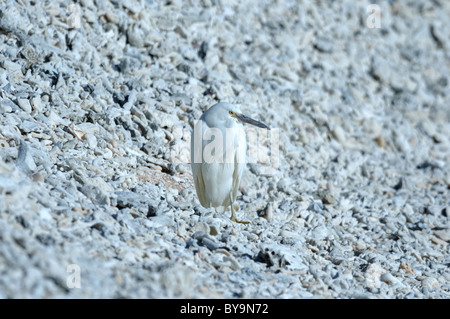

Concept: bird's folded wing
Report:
left=192, top=162, right=208, bottom=207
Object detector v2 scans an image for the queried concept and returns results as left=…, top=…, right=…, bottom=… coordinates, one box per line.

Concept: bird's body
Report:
left=191, top=103, right=246, bottom=209
left=190, top=102, right=269, bottom=223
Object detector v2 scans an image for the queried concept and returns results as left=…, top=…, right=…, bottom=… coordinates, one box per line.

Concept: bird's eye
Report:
left=229, top=111, right=234, bottom=115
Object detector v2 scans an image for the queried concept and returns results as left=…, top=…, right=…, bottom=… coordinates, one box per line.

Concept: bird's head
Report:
left=203, top=102, right=270, bottom=129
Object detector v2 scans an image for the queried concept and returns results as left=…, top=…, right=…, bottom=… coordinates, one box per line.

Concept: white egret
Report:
left=190, top=102, right=270, bottom=223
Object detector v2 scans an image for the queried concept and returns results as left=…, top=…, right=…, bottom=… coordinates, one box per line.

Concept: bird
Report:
left=190, top=102, right=270, bottom=224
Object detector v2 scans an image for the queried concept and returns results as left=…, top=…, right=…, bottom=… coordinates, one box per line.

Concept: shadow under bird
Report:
left=190, top=102, right=270, bottom=223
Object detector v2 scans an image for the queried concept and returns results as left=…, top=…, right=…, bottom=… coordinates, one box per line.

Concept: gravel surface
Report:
left=0, top=0, right=449, bottom=298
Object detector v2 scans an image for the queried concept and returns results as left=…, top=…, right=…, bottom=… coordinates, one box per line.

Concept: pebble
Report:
left=84, top=133, right=98, bottom=149
left=30, top=96, right=43, bottom=112
left=191, top=222, right=210, bottom=234
left=105, top=11, right=120, bottom=24
left=115, top=191, right=159, bottom=217
left=311, top=225, right=329, bottom=243
left=16, top=140, right=37, bottom=175
left=421, top=277, right=440, bottom=289
left=433, top=230, right=450, bottom=242
left=17, top=98, right=32, bottom=114
left=380, top=273, right=401, bottom=286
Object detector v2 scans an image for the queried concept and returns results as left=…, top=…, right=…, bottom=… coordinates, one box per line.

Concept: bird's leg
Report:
left=229, top=193, right=249, bottom=224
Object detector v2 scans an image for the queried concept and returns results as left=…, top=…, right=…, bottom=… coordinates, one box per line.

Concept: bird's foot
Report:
left=230, top=200, right=249, bottom=224
left=230, top=215, right=250, bottom=224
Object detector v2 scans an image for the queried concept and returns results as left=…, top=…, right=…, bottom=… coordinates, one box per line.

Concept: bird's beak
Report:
left=235, top=113, right=270, bottom=129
